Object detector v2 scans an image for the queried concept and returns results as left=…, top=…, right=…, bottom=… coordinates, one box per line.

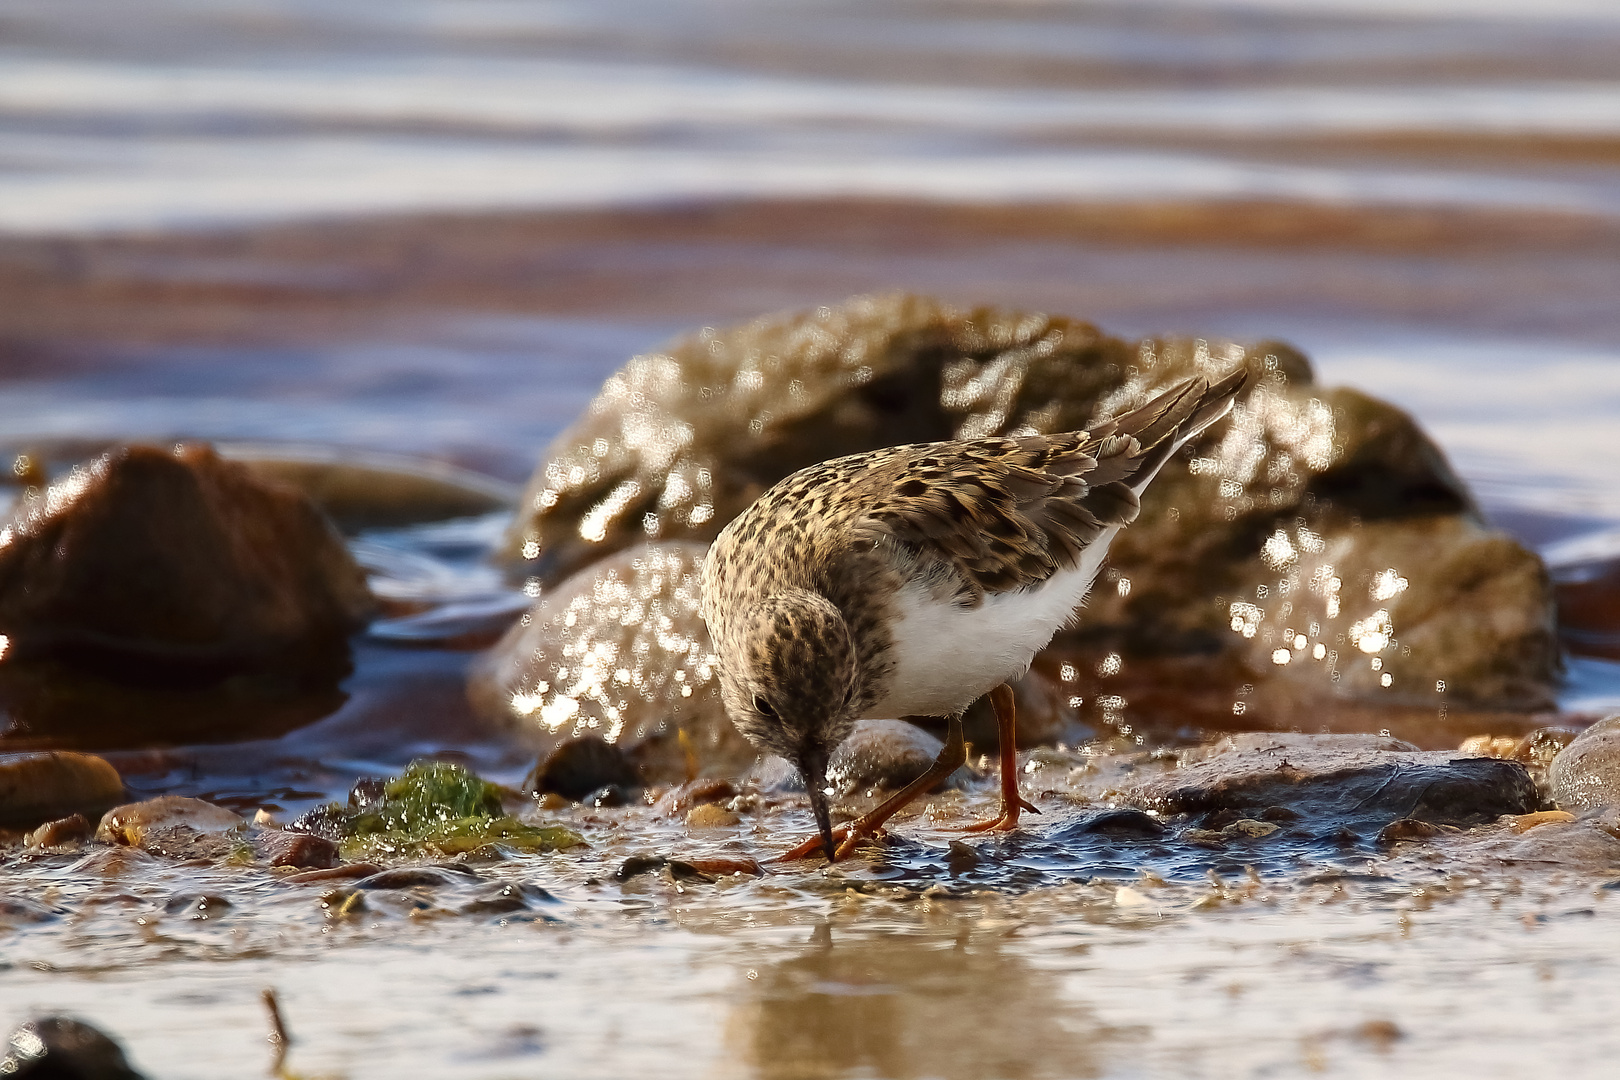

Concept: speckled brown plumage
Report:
left=699, top=370, right=1246, bottom=855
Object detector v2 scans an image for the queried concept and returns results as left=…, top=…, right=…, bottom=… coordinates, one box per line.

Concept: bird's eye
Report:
left=753, top=696, right=777, bottom=719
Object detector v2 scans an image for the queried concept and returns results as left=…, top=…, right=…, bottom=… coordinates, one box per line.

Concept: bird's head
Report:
left=722, top=589, right=860, bottom=861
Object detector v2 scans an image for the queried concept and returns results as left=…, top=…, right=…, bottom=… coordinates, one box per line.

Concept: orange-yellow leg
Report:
left=961, top=683, right=1040, bottom=833
left=775, top=714, right=967, bottom=862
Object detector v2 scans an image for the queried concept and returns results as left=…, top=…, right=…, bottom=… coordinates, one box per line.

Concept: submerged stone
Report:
left=499, top=294, right=1557, bottom=751
left=24, top=812, right=93, bottom=849
left=0, top=751, right=125, bottom=829
left=226, top=446, right=516, bottom=534
left=1548, top=714, right=1620, bottom=811
left=255, top=829, right=340, bottom=869
left=1119, top=733, right=1536, bottom=831
left=1546, top=538, right=1620, bottom=660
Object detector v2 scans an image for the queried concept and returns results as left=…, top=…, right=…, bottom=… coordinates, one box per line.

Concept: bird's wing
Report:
left=852, top=370, right=1246, bottom=605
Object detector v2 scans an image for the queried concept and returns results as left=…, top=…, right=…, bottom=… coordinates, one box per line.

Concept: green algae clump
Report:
left=305, top=760, right=583, bottom=858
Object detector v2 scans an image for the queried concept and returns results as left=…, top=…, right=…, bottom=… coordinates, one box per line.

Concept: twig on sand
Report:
left=262, top=988, right=292, bottom=1076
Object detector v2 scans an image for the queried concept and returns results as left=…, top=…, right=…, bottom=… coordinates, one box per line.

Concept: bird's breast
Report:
left=861, top=526, right=1118, bottom=718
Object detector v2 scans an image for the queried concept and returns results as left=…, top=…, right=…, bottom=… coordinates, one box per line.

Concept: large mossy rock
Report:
left=492, top=294, right=1558, bottom=775
left=0, top=443, right=374, bottom=747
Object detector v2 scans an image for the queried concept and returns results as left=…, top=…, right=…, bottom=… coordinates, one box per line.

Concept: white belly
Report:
left=863, top=525, right=1119, bottom=718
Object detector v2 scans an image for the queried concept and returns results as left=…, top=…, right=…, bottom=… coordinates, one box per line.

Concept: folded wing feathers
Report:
left=866, top=370, right=1247, bottom=604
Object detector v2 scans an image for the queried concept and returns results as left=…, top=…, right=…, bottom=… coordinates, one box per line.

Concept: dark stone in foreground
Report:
left=526, top=735, right=642, bottom=802
left=1053, top=808, right=1167, bottom=839
left=1549, top=714, right=1620, bottom=811
left=1119, top=733, right=1537, bottom=829
left=1, top=1016, right=147, bottom=1080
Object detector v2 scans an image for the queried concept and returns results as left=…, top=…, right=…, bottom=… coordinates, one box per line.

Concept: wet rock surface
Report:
left=0, top=752, right=125, bottom=828
left=825, top=718, right=960, bottom=796
left=496, top=294, right=1557, bottom=769
left=1117, top=733, right=1538, bottom=830
left=0, top=1017, right=148, bottom=1080
left=95, top=795, right=243, bottom=847
left=525, top=735, right=641, bottom=801
left=1548, top=713, right=1620, bottom=811
left=0, top=443, right=374, bottom=748
left=0, top=443, right=372, bottom=673
left=470, top=542, right=756, bottom=780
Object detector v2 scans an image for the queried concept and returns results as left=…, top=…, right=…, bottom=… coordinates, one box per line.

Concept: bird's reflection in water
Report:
left=728, top=922, right=1137, bottom=1080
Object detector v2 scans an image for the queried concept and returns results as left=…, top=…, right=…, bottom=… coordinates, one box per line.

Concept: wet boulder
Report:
left=0, top=443, right=374, bottom=747
left=1548, top=714, right=1620, bottom=811
left=0, top=443, right=373, bottom=673
left=1117, top=733, right=1537, bottom=832
left=501, top=293, right=1557, bottom=734
left=469, top=542, right=757, bottom=781
left=0, top=751, right=125, bottom=829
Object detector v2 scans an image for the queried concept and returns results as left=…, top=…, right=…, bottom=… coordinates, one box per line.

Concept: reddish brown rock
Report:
left=0, top=444, right=372, bottom=747
left=1549, top=548, right=1620, bottom=659
left=651, top=778, right=737, bottom=818
left=24, top=812, right=93, bottom=848
left=0, top=443, right=372, bottom=675
left=255, top=829, right=341, bottom=869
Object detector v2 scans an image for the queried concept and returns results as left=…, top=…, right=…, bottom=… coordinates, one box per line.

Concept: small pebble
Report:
left=1506, top=809, right=1576, bottom=833
left=25, top=813, right=92, bottom=849
left=1114, top=886, right=1151, bottom=908
left=256, top=830, right=340, bottom=869
left=1223, top=819, right=1279, bottom=839
left=686, top=804, right=740, bottom=829
left=652, top=778, right=737, bottom=818
left=1376, top=818, right=1461, bottom=845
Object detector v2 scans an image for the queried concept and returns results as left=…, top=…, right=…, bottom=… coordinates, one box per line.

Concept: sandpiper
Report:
left=700, top=370, right=1247, bottom=860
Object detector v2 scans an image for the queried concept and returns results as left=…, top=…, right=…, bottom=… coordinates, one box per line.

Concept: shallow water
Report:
left=4, top=1, right=1620, bottom=1076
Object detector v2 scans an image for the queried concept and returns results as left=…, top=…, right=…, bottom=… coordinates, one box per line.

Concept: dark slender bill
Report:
left=798, top=747, right=838, bottom=863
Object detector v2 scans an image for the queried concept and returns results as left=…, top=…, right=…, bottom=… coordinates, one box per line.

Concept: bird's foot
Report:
left=774, top=821, right=887, bottom=863
left=959, top=796, right=1040, bottom=833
